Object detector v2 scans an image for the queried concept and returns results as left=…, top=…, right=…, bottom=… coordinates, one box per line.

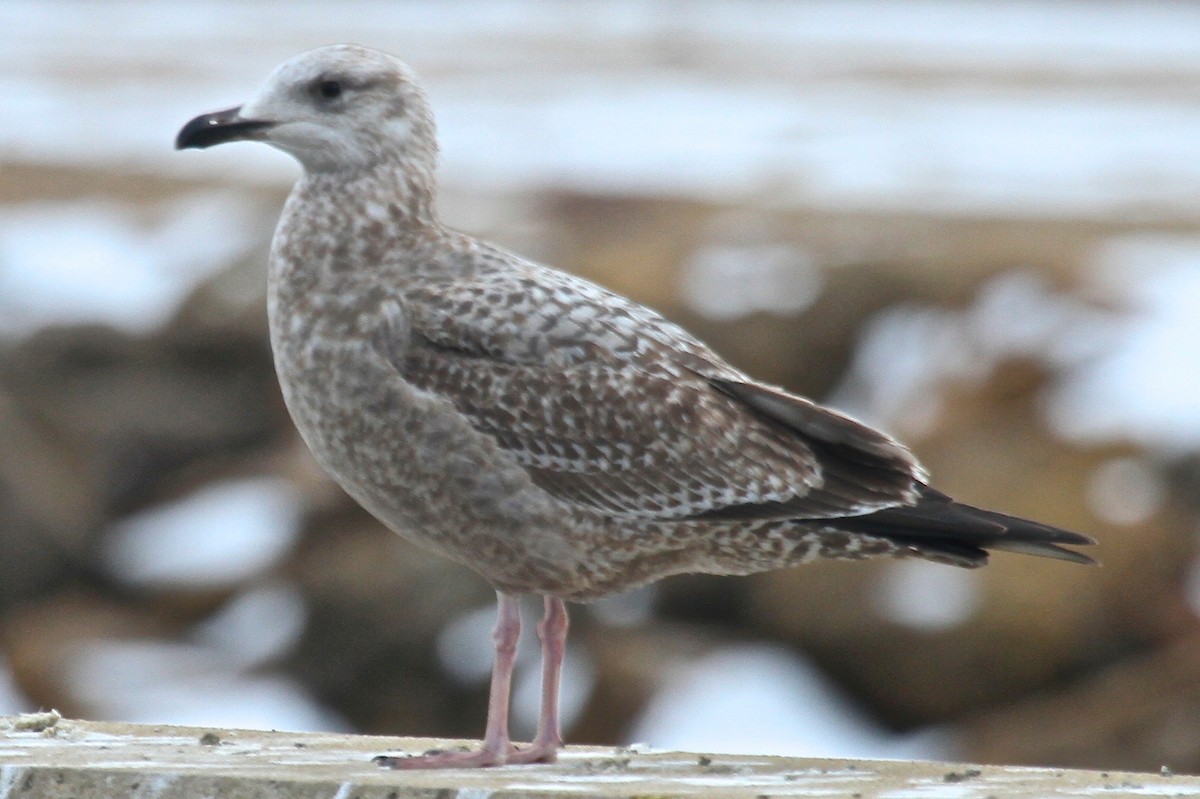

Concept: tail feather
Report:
left=833, top=486, right=1096, bottom=567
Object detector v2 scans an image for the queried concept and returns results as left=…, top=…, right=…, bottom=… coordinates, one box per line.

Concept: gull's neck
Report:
left=301, top=156, right=440, bottom=231
left=270, top=155, right=446, bottom=295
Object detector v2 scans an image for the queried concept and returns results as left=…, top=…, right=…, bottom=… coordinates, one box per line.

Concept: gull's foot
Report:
left=503, top=739, right=559, bottom=765
left=373, top=741, right=559, bottom=769
left=374, top=746, right=503, bottom=769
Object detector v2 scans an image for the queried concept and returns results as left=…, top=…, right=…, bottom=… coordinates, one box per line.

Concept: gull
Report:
left=177, top=44, right=1094, bottom=769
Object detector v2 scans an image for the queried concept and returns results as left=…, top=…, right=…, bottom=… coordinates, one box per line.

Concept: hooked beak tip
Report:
left=175, top=106, right=273, bottom=151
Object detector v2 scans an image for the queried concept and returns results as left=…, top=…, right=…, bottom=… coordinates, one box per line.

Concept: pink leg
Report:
left=506, top=596, right=569, bottom=764
left=376, top=592, right=522, bottom=769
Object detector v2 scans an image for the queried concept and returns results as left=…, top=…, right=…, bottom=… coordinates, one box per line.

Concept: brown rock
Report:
left=962, top=631, right=1200, bottom=772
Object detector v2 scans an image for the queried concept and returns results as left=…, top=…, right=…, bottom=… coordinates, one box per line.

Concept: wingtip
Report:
left=986, top=538, right=1099, bottom=566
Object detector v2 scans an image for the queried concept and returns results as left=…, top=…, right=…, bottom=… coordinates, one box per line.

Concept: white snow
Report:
left=629, top=644, right=949, bottom=760
left=1046, top=236, right=1200, bottom=452
left=834, top=247, right=1200, bottom=453
left=103, top=477, right=303, bottom=588
left=191, top=583, right=308, bottom=669
left=681, top=242, right=822, bottom=320
left=439, top=80, right=1200, bottom=219
left=0, top=194, right=263, bottom=337
left=831, top=270, right=1110, bottom=437
left=1085, top=458, right=1166, bottom=527
left=0, top=656, right=32, bottom=717
left=1, top=1, right=1198, bottom=219
left=61, top=637, right=345, bottom=732
left=436, top=604, right=509, bottom=685
left=875, top=560, right=982, bottom=631
left=589, top=585, right=657, bottom=628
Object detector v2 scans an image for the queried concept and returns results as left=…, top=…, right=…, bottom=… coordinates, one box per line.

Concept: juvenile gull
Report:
left=176, top=45, right=1094, bottom=768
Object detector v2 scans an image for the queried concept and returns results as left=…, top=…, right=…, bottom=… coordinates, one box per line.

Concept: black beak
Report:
left=175, top=106, right=274, bottom=150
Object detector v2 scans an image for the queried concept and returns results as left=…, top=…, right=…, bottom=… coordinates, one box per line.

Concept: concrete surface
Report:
left=0, top=713, right=1195, bottom=798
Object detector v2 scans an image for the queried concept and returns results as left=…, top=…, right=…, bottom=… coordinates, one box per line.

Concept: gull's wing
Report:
left=394, top=265, right=924, bottom=522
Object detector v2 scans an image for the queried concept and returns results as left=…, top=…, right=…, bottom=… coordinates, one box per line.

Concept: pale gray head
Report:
left=176, top=44, right=437, bottom=176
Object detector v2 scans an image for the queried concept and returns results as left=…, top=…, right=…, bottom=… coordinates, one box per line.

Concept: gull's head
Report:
left=176, top=45, right=436, bottom=175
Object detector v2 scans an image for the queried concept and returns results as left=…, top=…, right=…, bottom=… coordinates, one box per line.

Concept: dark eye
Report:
left=317, top=79, right=342, bottom=100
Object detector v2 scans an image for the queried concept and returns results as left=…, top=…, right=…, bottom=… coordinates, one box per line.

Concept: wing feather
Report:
left=394, top=266, right=924, bottom=521
left=404, top=347, right=829, bottom=519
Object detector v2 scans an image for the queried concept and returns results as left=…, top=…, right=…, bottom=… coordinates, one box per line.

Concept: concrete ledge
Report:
left=0, top=713, right=1192, bottom=798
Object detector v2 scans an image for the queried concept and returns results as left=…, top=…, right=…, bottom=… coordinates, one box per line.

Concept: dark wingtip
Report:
left=986, top=538, right=1098, bottom=565
left=837, top=488, right=1098, bottom=567
left=176, top=106, right=272, bottom=150
left=962, top=505, right=1098, bottom=561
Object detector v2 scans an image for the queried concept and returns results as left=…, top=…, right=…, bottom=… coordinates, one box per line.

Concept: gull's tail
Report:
left=832, top=486, right=1096, bottom=568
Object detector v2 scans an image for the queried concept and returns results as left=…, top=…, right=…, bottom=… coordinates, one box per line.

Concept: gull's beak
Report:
left=175, top=106, right=273, bottom=150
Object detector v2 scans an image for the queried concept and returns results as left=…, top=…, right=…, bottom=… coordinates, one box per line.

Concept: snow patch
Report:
left=876, top=560, right=981, bottom=631
left=104, top=477, right=303, bottom=588
left=1047, top=236, right=1200, bottom=451
left=1086, top=458, right=1166, bottom=527
left=630, top=644, right=948, bottom=759
left=0, top=194, right=262, bottom=337
left=62, top=637, right=344, bottom=732
left=191, top=583, right=307, bottom=669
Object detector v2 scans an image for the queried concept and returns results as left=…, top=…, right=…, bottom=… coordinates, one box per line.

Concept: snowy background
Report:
left=2, top=0, right=1200, bottom=771
left=5, top=0, right=1200, bottom=437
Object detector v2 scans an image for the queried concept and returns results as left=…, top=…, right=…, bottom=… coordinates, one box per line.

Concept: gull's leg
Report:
left=506, top=595, right=568, bottom=764
left=376, top=592, right=522, bottom=769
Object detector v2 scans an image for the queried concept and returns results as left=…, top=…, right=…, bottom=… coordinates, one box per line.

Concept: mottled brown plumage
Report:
left=177, top=44, right=1094, bottom=768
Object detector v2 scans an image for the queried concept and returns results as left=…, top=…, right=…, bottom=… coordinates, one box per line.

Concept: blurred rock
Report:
left=0, top=591, right=187, bottom=717
left=961, top=630, right=1200, bottom=772
left=0, top=322, right=281, bottom=516
left=168, top=247, right=272, bottom=346
left=0, top=386, right=102, bottom=608
left=281, top=506, right=497, bottom=736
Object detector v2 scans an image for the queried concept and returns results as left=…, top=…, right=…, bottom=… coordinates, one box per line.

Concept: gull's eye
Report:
left=316, top=79, right=343, bottom=101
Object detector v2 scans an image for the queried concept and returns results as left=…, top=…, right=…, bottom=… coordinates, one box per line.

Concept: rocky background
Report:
left=3, top=0, right=1200, bottom=774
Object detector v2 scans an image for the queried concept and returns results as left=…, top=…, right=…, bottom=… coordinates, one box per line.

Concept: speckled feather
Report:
left=225, top=45, right=1091, bottom=600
